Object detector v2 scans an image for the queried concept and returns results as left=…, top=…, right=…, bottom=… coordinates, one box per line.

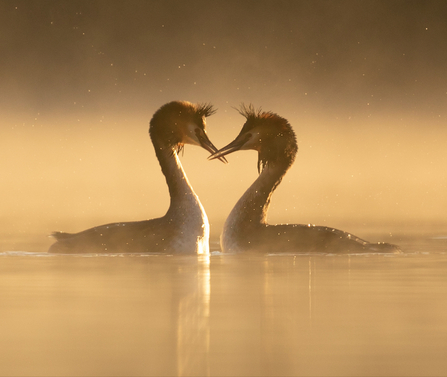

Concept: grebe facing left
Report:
left=210, top=105, right=400, bottom=254
left=49, top=101, right=226, bottom=254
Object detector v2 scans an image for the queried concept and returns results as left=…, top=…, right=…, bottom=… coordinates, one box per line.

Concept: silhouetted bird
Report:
left=210, top=105, right=400, bottom=254
left=49, top=101, right=225, bottom=254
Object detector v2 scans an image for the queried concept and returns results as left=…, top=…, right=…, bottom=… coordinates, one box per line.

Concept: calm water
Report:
left=1, top=233, right=447, bottom=376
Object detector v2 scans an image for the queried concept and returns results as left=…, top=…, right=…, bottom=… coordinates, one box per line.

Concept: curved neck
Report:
left=152, top=138, right=198, bottom=211
left=228, top=161, right=289, bottom=227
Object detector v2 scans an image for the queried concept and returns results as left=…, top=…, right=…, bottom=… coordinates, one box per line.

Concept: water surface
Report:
left=1, top=234, right=446, bottom=376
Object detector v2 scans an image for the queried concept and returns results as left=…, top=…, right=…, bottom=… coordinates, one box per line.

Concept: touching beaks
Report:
left=195, top=128, right=228, bottom=163
left=208, top=133, right=252, bottom=161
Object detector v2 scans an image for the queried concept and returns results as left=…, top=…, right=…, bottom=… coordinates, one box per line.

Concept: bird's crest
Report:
left=236, top=104, right=278, bottom=121
left=196, top=102, right=217, bottom=118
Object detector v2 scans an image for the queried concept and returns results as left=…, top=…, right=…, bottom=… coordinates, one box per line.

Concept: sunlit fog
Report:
left=1, top=1, right=446, bottom=246
left=2, top=2, right=447, bottom=376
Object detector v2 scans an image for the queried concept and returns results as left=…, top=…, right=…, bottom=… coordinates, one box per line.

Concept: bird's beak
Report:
left=208, top=133, right=251, bottom=161
left=195, top=129, right=227, bottom=163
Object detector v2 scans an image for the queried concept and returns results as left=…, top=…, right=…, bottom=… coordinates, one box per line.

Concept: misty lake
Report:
left=1, top=230, right=447, bottom=376
left=3, top=0, right=447, bottom=375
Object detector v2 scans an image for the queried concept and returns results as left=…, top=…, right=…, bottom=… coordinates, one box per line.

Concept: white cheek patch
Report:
left=183, top=123, right=201, bottom=146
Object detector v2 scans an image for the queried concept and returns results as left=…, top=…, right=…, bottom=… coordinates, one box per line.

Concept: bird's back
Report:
left=48, top=216, right=207, bottom=254
left=221, top=222, right=400, bottom=254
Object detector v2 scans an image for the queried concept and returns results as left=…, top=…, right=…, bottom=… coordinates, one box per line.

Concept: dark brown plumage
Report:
left=210, top=105, right=400, bottom=254
left=49, top=101, right=223, bottom=254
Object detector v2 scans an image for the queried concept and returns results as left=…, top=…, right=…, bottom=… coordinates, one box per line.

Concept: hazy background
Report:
left=1, top=0, right=446, bottom=250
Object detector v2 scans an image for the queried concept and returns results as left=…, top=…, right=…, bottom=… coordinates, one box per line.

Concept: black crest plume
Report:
left=196, top=103, right=217, bottom=118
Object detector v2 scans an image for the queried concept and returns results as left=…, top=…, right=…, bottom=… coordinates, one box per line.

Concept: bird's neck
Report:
left=226, top=160, right=289, bottom=229
left=152, top=139, right=201, bottom=214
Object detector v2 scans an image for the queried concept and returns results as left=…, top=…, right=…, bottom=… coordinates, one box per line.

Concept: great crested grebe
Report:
left=210, top=105, right=400, bottom=253
left=48, top=101, right=225, bottom=254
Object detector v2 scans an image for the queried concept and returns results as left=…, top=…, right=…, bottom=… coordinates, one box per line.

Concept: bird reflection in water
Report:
left=49, top=101, right=226, bottom=254
left=176, top=254, right=211, bottom=375
left=210, top=105, right=400, bottom=254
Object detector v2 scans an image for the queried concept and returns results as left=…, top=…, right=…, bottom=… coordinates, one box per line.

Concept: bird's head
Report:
left=209, top=104, right=297, bottom=172
left=150, top=101, right=226, bottom=162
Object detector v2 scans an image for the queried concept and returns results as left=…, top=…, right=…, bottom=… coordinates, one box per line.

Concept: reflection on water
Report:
left=177, top=255, right=211, bottom=376
left=0, top=235, right=447, bottom=376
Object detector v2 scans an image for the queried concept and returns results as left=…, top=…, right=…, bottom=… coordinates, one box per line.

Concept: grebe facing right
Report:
left=210, top=105, right=400, bottom=254
left=49, top=101, right=225, bottom=254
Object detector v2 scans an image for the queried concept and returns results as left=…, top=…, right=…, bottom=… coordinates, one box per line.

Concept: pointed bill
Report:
left=195, top=128, right=227, bottom=163
left=208, top=133, right=251, bottom=161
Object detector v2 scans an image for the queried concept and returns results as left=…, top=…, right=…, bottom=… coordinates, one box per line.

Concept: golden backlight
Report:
left=1, top=2, right=447, bottom=376
left=1, top=112, right=446, bottom=250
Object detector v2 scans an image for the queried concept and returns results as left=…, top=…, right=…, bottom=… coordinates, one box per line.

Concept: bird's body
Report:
left=48, top=101, right=223, bottom=254
left=211, top=105, right=400, bottom=254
